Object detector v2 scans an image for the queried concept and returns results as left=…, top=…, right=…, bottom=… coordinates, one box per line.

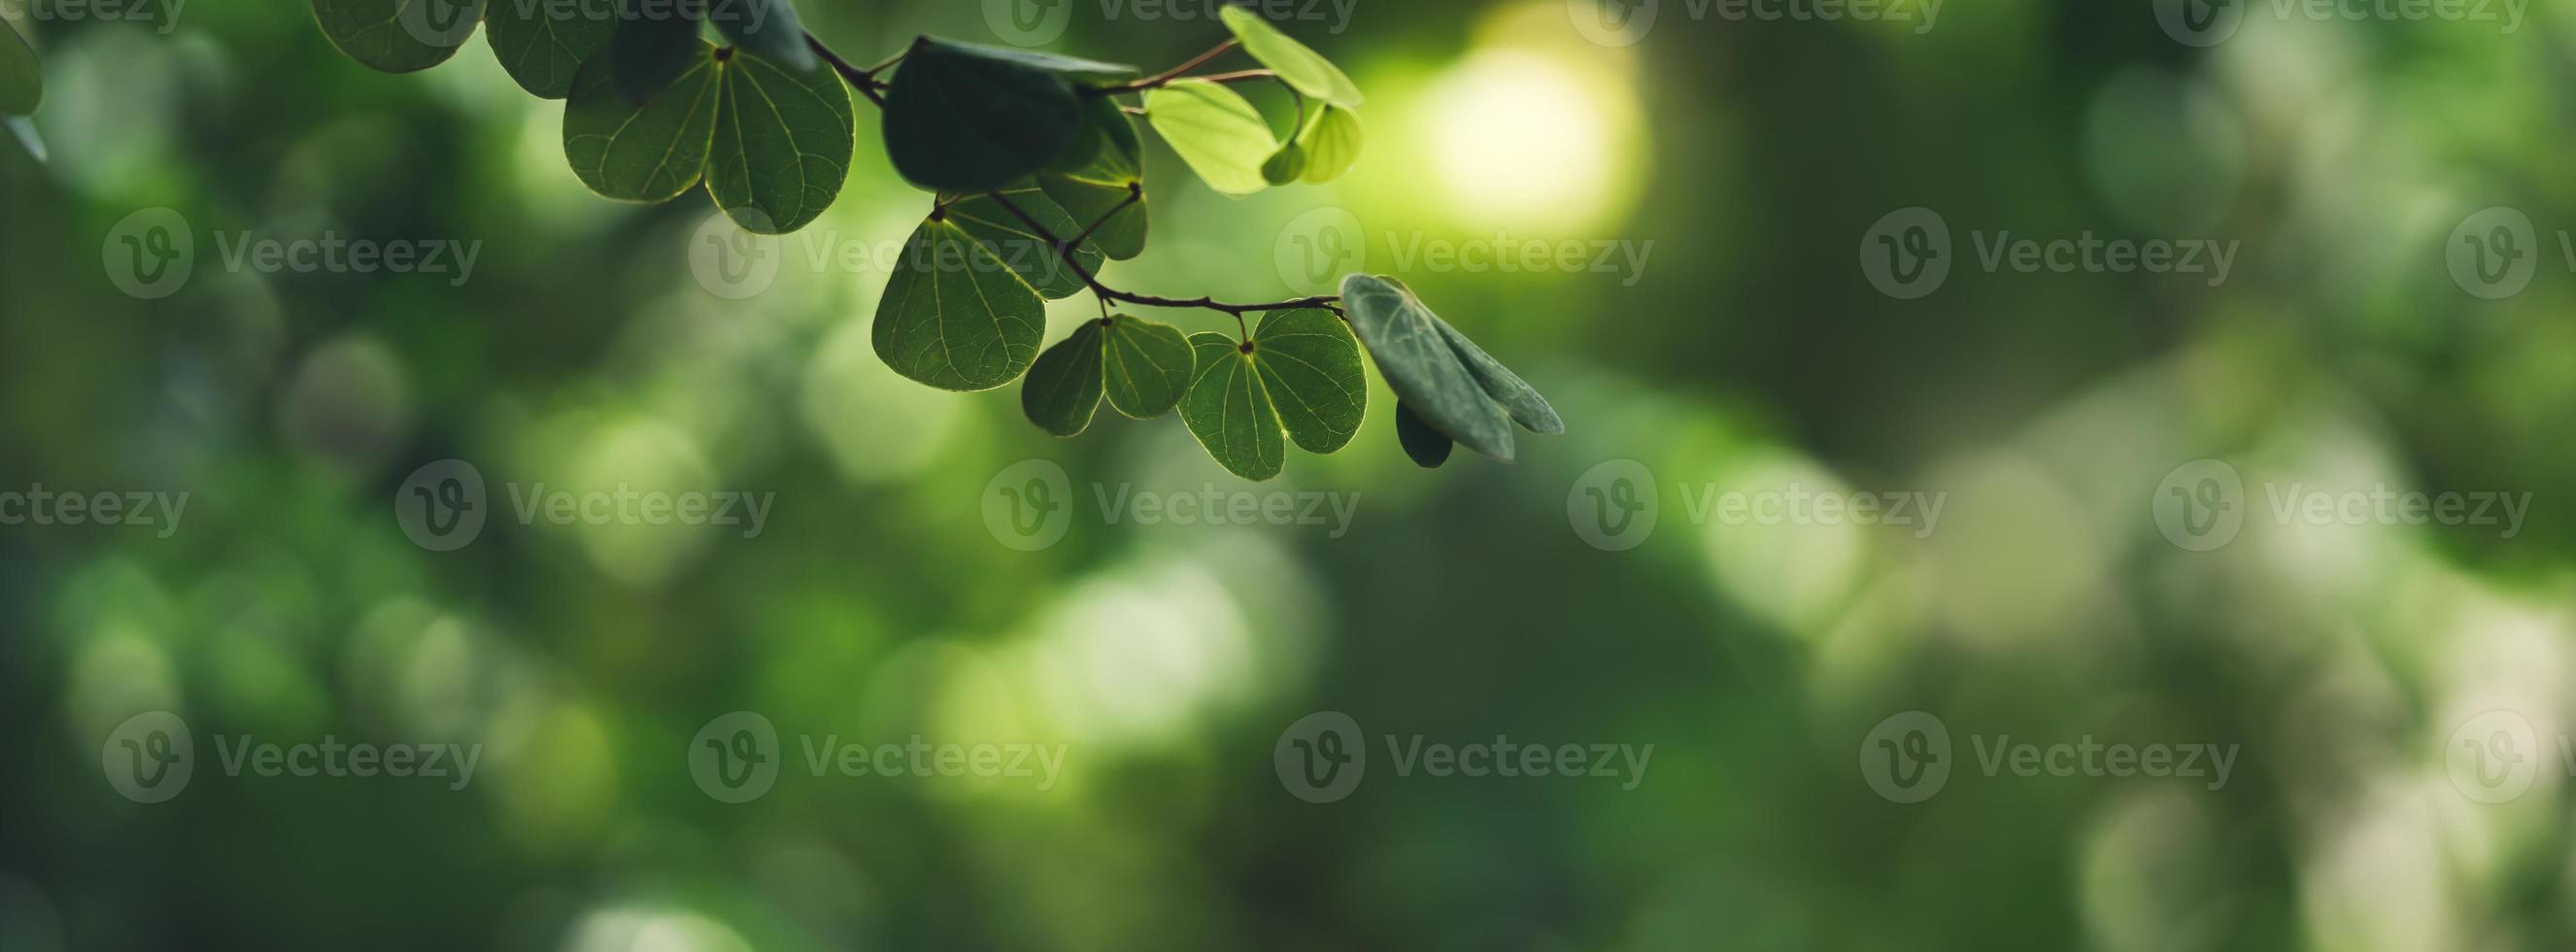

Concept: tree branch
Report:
left=1088, top=39, right=1240, bottom=94
left=986, top=190, right=1341, bottom=322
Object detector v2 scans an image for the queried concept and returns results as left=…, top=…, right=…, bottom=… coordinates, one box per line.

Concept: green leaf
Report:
left=937, top=184, right=1102, bottom=300
left=1249, top=308, right=1365, bottom=453
left=0, top=19, right=39, bottom=117
left=932, top=42, right=1135, bottom=85
left=708, top=0, right=814, bottom=70
left=1218, top=5, right=1362, bottom=108
left=872, top=218, right=1047, bottom=391
left=1182, top=333, right=1284, bottom=481
left=1394, top=401, right=1452, bottom=468
left=311, top=0, right=487, bottom=73
left=1340, top=273, right=1516, bottom=461
left=1298, top=105, right=1361, bottom=184
left=706, top=48, right=854, bottom=234
left=483, top=0, right=617, bottom=97
left=882, top=38, right=1100, bottom=192
left=1021, top=320, right=1105, bottom=436
left=1144, top=79, right=1274, bottom=197
left=3, top=116, right=43, bottom=162
left=1434, top=316, right=1563, bottom=435
left=605, top=7, right=703, bottom=103
left=563, top=38, right=720, bottom=203
left=1261, top=139, right=1305, bottom=187
left=1101, top=313, right=1193, bottom=419
left=1037, top=96, right=1146, bottom=260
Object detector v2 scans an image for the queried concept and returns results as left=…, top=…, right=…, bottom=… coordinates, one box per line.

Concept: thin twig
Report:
left=1089, top=39, right=1239, bottom=94
left=806, top=33, right=886, bottom=105
left=987, top=190, right=1341, bottom=323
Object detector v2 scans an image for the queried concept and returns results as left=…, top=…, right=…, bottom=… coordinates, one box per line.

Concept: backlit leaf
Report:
left=883, top=38, right=1099, bottom=192
left=1249, top=308, right=1365, bottom=453
left=563, top=38, right=720, bottom=202
left=872, top=218, right=1047, bottom=391
left=1144, top=79, right=1274, bottom=197
left=708, top=0, right=814, bottom=70
left=1019, top=313, right=1193, bottom=436
left=1298, top=105, right=1361, bottom=184
left=1037, top=96, right=1146, bottom=259
left=484, top=0, right=617, bottom=97
left=1182, top=333, right=1284, bottom=480
left=1218, top=5, right=1362, bottom=108
left=312, top=0, right=486, bottom=73
left=1022, top=320, right=1105, bottom=436
left=706, top=48, right=854, bottom=234
left=938, top=184, right=1101, bottom=299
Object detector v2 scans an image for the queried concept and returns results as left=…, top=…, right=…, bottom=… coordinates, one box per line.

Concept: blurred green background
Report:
left=10, top=0, right=2576, bottom=948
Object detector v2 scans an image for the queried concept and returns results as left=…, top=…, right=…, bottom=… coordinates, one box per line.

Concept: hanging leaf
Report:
left=937, top=184, right=1102, bottom=299
left=872, top=217, right=1048, bottom=391
left=707, top=0, right=814, bottom=70
left=1179, top=310, right=1366, bottom=480
left=563, top=39, right=721, bottom=203
left=0, top=19, right=39, bottom=117
left=485, top=0, right=618, bottom=98
left=1298, top=105, right=1362, bottom=184
left=1020, top=313, right=1193, bottom=436
left=1339, top=274, right=1517, bottom=461
left=1144, top=79, right=1274, bottom=197
left=1022, top=320, right=1106, bottom=437
left=1182, top=333, right=1284, bottom=480
left=882, top=38, right=1132, bottom=192
left=1218, top=5, right=1362, bottom=108
left=1037, top=96, right=1147, bottom=260
left=1434, top=315, right=1563, bottom=434
left=706, top=48, right=854, bottom=234
left=1394, top=401, right=1452, bottom=468
left=1262, top=138, right=1305, bottom=187
left=312, top=0, right=487, bottom=73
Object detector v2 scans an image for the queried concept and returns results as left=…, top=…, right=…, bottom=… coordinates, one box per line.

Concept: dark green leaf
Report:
left=312, top=0, right=487, bottom=73
left=1101, top=314, right=1192, bottom=418
left=707, top=48, right=854, bottom=234
left=1250, top=308, right=1365, bottom=453
left=1262, top=139, right=1305, bottom=187
left=1182, top=333, right=1284, bottom=480
left=484, top=0, right=618, bottom=98
left=563, top=38, right=720, bottom=202
left=872, top=218, right=1047, bottom=391
left=1394, top=401, right=1452, bottom=468
left=1143, top=79, right=1275, bottom=197
left=932, top=42, right=1135, bottom=85
left=1037, top=97, right=1146, bottom=260
left=882, top=38, right=1092, bottom=192
left=1340, top=273, right=1516, bottom=461
left=1021, top=321, right=1105, bottom=436
left=606, top=6, right=703, bottom=103
left=1298, top=105, right=1361, bottom=184
left=938, top=184, right=1101, bottom=299
left=1434, top=316, right=1562, bottom=434
left=1218, top=5, right=1362, bottom=108
left=0, top=19, right=39, bottom=117
left=708, top=0, right=814, bottom=70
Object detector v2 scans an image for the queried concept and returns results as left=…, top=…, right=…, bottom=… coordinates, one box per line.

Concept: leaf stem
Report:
left=806, top=33, right=886, bottom=105
left=986, top=190, right=1341, bottom=320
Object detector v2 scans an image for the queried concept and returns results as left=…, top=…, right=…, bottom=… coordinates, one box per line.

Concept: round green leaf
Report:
left=1250, top=308, right=1365, bottom=454
left=484, top=0, right=617, bottom=98
left=1102, top=314, right=1193, bottom=419
left=0, top=20, right=39, bottom=117
left=312, top=0, right=487, bottom=73
left=938, top=184, right=1102, bottom=300
left=563, top=39, right=721, bottom=202
left=1433, top=314, right=1562, bottom=435
left=872, top=218, right=1047, bottom=391
left=707, top=48, right=855, bottom=234
left=1261, top=139, right=1305, bottom=187
left=1037, top=97, right=1147, bottom=260
left=1298, top=105, right=1361, bottom=184
left=605, top=9, right=705, bottom=104
left=1022, top=321, right=1106, bottom=437
left=882, top=38, right=1091, bottom=193
left=708, top=0, right=815, bottom=71
left=1218, top=5, right=1362, bottom=108
left=1394, top=400, right=1452, bottom=468
left=1181, top=333, right=1285, bottom=481
left=1144, top=79, right=1275, bottom=197
left=1339, top=273, right=1515, bottom=461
